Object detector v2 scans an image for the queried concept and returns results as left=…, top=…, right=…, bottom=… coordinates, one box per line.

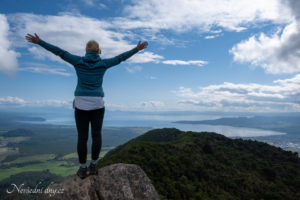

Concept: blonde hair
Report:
left=86, top=40, right=100, bottom=53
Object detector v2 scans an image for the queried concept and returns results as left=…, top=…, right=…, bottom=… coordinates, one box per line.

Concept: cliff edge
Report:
left=40, top=163, right=160, bottom=200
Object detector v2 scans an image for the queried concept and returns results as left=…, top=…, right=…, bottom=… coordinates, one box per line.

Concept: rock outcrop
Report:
left=40, top=163, right=160, bottom=200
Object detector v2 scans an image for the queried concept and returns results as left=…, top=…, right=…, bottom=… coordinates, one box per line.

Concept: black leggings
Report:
left=75, top=107, right=105, bottom=164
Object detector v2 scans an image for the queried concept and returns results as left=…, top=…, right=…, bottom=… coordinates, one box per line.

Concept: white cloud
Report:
left=149, top=76, right=157, bottom=80
left=116, top=0, right=300, bottom=74
left=204, top=35, right=217, bottom=39
left=104, top=101, right=166, bottom=111
left=0, top=14, right=19, bottom=76
left=31, top=99, right=72, bottom=107
left=82, top=0, right=95, bottom=6
left=98, top=3, right=107, bottom=9
left=116, top=0, right=291, bottom=32
left=140, top=101, right=165, bottom=108
left=5, top=1, right=298, bottom=77
left=274, top=73, right=300, bottom=85
left=9, top=13, right=161, bottom=66
left=0, top=96, right=25, bottom=105
left=81, top=0, right=107, bottom=9
left=128, top=51, right=163, bottom=63
left=125, top=65, right=142, bottom=73
left=230, top=0, right=300, bottom=74
left=0, top=96, right=72, bottom=107
left=162, top=59, right=208, bottom=67
left=19, top=67, right=72, bottom=77
left=173, top=74, right=300, bottom=112
left=105, top=101, right=165, bottom=112
left=230, top=21, right=300, bottom=74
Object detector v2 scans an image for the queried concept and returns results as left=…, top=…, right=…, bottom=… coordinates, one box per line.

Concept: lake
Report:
left=21, top=111, right=300, bottom=155
left=34, top=111, right=286, bottom=138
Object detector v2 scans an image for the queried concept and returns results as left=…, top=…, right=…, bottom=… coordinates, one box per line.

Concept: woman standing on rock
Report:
left=26, top=33, right=148, bottom=179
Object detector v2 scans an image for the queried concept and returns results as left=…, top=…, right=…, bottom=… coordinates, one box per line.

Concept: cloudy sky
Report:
left=0, top=0, right=300, bottom=113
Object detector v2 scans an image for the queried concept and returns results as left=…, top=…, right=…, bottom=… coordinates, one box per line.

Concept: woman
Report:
left=26, top=33, right=148, bottom=179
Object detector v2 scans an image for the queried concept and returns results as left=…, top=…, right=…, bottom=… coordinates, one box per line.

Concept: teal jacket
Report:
left=38, top=40, right=139, bottom=97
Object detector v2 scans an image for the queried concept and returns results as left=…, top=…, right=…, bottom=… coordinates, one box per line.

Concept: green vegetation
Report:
left=61, top=151, right=107, bottom=160
left=0, top=125, right=150, bottom=199
left=99, top=128, right=300, bottom=200
left=61, top=152, right=79, bottom=159
left=0, top=135, right=29, bottom=162
left=0, top=136, right=30, bottom=146
left=0, top=170, right=63, bottom=200
left=1, top=129, right=35, bottom=137
left=0, top=161, right=77, bottom=181
left=1, top=154, right=56, bottom=167
left=0, top=147, right=18, bottom=162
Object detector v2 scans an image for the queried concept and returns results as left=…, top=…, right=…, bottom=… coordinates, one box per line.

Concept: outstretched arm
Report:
left=26, top=33, right=81, bottom=66
left=103, top=41, right=148, bottom=68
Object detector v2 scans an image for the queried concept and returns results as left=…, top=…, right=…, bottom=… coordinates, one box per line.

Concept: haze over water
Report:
left=37, top=112, right=286, bottom=138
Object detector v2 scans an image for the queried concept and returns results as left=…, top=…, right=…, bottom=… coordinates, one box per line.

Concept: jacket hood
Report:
left=83, top=51, right=101, bottom=63
left=80, top=50, right=106, bottom=68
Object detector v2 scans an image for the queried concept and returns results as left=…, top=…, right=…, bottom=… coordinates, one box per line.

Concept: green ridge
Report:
left=98, top=128, right=300, bottom=200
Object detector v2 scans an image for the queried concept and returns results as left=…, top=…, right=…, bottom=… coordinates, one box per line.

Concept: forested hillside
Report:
left=99, top=128, right=300, bottom=200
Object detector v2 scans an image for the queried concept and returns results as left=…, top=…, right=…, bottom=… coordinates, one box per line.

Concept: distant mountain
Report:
left=174, top=116, right=300, bottom=134
left=0, top=112, right=45, bottom=126
left=99, top=128, right=300, bottom=200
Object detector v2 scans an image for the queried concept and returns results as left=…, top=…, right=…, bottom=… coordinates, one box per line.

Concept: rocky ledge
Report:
left=40, top=163, right=160, bottom=200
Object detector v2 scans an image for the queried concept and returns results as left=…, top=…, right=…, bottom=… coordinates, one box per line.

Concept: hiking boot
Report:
left=88, top=163, right=98, bottom=175
left=76, top=167, right=88, bottom=179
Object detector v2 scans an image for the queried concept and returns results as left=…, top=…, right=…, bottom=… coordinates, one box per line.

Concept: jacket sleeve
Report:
left=102, top=47, right=139, bottom=68
left=38, top=40, right=81, bottom=66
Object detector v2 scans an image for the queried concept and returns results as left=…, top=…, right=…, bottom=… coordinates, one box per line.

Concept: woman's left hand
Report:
left=25, top=33, right=40, bottom=44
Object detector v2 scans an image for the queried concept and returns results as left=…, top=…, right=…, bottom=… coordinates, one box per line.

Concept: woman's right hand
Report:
left=25, top=33, right=40, bottom=44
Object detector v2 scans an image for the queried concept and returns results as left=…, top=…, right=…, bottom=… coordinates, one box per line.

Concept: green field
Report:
left=0, top=136, right=30, bottom=146
left=0, top=160, right=77, bottom=181
left=61, top=152, right=78, bottom=159
left=0, top=135, right=31, bottom=162
left=62, top=151, right=107, bottom=160
left=0, top=151, right=111, bottom=181
left=0, top=147, right=19, bottom=162
left=1, top=154, right=55, bottom=166
left=0, top=125, right=147, bottom=184
left=0, top=152, right=77, bottom=181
